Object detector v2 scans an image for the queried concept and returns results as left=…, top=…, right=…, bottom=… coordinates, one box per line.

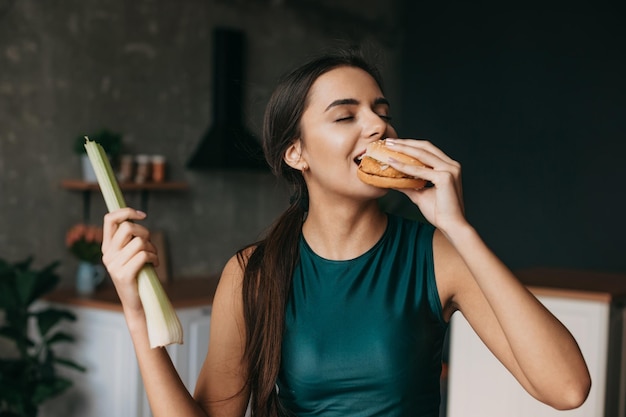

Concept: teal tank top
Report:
left=277, top=214, right=448, bottom=417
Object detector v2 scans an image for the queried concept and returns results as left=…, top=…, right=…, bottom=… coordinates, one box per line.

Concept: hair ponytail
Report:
left=239, top=196, right=306, bottom=417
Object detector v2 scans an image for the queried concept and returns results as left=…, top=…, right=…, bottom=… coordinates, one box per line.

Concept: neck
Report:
left=302, top=198, right=387, bottom=260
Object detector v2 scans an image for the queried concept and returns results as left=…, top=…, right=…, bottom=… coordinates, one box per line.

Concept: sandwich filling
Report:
left=358, top=156, right=416, bottom=179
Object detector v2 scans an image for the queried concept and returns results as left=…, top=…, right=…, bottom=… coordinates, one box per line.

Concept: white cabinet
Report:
left=446, top=269, right=626, bottom=417
left=39, top=301, right=212, bottom=417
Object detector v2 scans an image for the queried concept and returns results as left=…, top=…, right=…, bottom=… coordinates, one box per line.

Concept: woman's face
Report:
left=293, top=66, right=398, bottom=199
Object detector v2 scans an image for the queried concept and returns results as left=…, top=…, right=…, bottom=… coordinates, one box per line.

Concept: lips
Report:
left=354, top=151, right=366, bottom=165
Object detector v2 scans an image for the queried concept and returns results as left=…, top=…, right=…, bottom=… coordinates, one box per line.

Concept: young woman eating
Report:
left=101, top=50, right=591, bottom=417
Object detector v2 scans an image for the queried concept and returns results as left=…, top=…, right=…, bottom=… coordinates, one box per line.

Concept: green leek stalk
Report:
left=84, top=137, right=183, bottom=348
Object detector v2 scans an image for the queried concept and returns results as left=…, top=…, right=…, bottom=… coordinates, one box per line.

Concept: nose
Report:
left=362, top=110, right=388, bottom=140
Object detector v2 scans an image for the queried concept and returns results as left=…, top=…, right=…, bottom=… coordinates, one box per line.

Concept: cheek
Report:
left=303, top=124, right=352, bottom=156
left=305, top=145, right=343, bottom=173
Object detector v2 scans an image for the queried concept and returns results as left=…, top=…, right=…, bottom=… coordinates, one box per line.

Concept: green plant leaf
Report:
left=0, top=379, right=29, bottom=416
left=10, top=259, right=61, bottom=307
left=33, top=308, right=76, bottom=338
left=31, top=376, right=72, bottom=405
left=45, top=331, right=75, bottom=346
left=13, top=257, right=34, bottom=271
left=0, top=259, right=12, bottom=280
left=74, top=128, right=123, bottom=156
left=25, top=261, right=61, bottom=305
left=0, top=260, right=19, bottom=310
left=0, top=257, right=78, bottom=415
left=0, top=359, right=37, bottom=416
left=0, top=357, right=31, bottom=380
left=0, top=378, right=26, bottom=401
left=54, top=356, right=86, bottom=373
left=14, top=270, right=38, bottom=307
left=0, top=285, right=18, bottom=310
left=0, top=326, right=34, bottom=351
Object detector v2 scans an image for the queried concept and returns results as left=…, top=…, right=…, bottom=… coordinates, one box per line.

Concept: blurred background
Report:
left=1, top=0, right=624, bottom=286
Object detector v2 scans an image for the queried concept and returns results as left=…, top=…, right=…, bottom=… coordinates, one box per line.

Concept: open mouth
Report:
left=353, top=151, right=366, bottom=165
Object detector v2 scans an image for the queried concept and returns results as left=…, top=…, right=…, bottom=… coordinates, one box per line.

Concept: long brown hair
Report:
left=237, top=49, right=385, bottom=416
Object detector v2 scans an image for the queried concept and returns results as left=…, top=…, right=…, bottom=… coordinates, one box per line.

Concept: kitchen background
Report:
left=1, top=0, right=625, bottom=288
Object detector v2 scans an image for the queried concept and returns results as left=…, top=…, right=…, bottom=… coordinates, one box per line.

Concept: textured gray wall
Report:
left=0, top=0, right=403, bottom=286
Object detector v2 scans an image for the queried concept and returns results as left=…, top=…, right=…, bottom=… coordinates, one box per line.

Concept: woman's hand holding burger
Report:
left=358, top=138, right=466, bottom=233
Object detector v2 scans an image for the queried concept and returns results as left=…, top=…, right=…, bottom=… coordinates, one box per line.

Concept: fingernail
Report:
left=136, top=210, right=147, bottom=217
left=385, top=139, right=396, bottom=146
left=388, top=157, right=398, bottom=164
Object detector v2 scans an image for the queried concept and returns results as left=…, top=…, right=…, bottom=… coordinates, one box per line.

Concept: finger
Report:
left=388, top=157, right=463, bottom=209
left=104, top=236, right=159, bottom=282
left=385, top=141, right=462, bottom=191
left=387, top=157, right=440, bottom=184
left=102, top=208, right=147, bottom=251
left=119, top=236, right=160, bottom=269
left=108, top=220, right=152, bottom=254
left=102, top=222, right=154, bottom=272
left=385, top=138, right=458, bottom=168
left=124, top=251, right=159, bottom=278
left=110, top=250, right=159, bottom=285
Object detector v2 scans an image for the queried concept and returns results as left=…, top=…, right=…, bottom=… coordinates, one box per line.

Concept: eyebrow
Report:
left=324, top=97, right=390, bottom=112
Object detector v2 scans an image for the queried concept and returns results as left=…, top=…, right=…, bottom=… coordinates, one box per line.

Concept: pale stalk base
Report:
left=137, top=266, right=184, bottom=348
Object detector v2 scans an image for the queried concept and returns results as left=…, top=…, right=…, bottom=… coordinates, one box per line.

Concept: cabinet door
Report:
left=183, top=306, right=212, bottom=394
left=39, top=305, right=143, bottom=417
left=447, top=295, right=610, bottom=417
left=39, top=303, right=213, bottom=417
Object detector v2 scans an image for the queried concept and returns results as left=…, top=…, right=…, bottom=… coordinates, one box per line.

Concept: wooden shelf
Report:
left=61, top=179, right=189, bottom=191
left=61, top=179, right=189, bottom=220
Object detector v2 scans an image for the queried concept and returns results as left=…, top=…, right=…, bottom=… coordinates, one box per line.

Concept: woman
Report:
left=101, top=50, right=591, bottom=417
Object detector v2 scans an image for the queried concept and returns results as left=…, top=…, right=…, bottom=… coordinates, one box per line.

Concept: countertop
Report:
left=46, top=268, right=626, bottom=312
left=45, top=275, right=221, bottom=312
left=516, top=267, right=626, bottom=303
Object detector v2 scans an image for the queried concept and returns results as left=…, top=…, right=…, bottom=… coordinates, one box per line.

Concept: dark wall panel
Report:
left=398, top=2, right=626, bottom=271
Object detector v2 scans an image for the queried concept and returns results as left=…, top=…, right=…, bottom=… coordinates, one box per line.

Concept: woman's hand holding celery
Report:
left=84, top=138, right=183, bottom=348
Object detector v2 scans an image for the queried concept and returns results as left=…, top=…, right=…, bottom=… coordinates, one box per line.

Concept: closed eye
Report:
left=336, top=114, right=391, bottom=123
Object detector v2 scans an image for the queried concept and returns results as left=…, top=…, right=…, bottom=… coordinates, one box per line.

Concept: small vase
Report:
left=76, top=261, right=106, bottom=295
left=80, top=154, right=98, bottom=182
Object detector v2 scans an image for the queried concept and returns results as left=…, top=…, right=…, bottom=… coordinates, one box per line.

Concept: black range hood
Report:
left=187, top=28, right=268, bottom=170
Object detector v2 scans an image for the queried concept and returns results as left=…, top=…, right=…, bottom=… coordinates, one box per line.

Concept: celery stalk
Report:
left=84, top=137, right=183, bottom=348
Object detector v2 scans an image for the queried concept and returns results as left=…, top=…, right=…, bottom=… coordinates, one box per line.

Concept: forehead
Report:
left=306, top=66, right=383, bottom=107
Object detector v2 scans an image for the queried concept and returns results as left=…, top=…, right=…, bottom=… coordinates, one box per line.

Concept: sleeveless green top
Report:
left=277, top=214, right=448, bottom=417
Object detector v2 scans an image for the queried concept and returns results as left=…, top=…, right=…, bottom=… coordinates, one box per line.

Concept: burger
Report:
left=356, top=139, right=428, bottom=189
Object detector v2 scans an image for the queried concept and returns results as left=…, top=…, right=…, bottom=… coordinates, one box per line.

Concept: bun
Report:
left=357, top=140, right=428, bottom=189
left=357, top=169, right=428, bottom=189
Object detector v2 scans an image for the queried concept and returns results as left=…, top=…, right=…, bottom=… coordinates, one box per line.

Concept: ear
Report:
left=283, top=139, right=307, bottom=171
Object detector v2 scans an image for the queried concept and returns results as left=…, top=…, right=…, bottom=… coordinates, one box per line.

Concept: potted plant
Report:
left=73, top=129, right=123, bottom=182
left=0, top=256, right=85, bottom=417
left=65, top=223, right=106, bottom=295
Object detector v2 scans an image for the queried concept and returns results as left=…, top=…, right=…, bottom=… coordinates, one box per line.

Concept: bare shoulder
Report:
left=432, top=229, right=473, bottom=321
left=214, top=245, right=256, bottom=308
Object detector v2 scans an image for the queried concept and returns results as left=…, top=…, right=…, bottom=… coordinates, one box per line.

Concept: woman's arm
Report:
left=193, top=254, right=250, bottom=416
left=433, top=227, right=590, bottom=410
left=384, top=139, right=591, bottom=410
left=102, top=208, right=249, bottom=417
